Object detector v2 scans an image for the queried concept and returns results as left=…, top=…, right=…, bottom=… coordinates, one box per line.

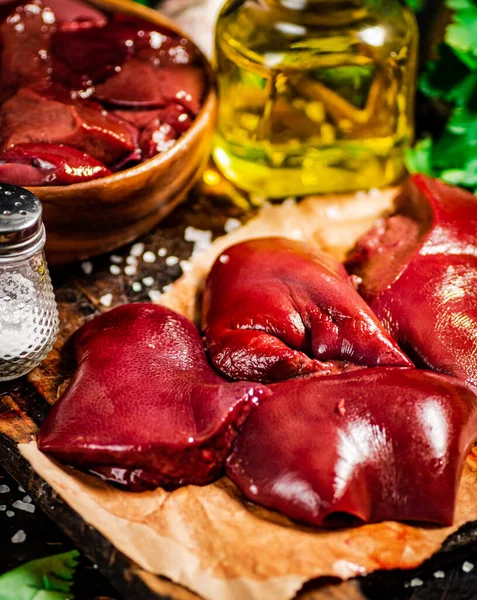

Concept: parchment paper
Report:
left=19, top=189, right=477, bottom=600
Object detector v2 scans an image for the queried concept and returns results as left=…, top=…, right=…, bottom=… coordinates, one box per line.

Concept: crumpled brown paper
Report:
left=19, top=189, right=477, bottom=600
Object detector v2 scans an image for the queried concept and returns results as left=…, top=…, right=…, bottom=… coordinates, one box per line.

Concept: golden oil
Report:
left=213, top=0, right=418, bottom=198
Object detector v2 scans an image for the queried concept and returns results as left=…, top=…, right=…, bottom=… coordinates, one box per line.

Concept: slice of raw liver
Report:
left=202, top=238, right=412, bottom=383
left=95, top=61, right=205, bottom=115
left=227, top=368, right=477, bottom=527
left=45, top=0, right=106, bottom=28
left=346, top=175, right=477, bottom=392
left=38, top=304, right=269, bottom=490
left=0, top=84, right=138, bottom=164
left=0, top=143, right=111, bottom=185
left=0, top=1, right=54, bottom=97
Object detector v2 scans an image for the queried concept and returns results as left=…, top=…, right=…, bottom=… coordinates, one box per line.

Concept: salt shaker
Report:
left=0, top=185, right=59, bottom=381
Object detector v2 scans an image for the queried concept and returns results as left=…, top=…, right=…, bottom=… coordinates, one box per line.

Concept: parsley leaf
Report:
left=406, top=0, right=477, bottom=194
left=0, top=551, right=80, bottom=600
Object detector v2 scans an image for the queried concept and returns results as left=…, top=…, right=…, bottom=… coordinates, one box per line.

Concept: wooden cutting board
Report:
left=2, top=184, right=477, bottom=600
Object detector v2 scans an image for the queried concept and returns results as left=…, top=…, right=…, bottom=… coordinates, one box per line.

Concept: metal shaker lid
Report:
left=0, top=184, right=44, bottom=255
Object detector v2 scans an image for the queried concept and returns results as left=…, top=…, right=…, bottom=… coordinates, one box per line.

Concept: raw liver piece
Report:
left=0, top=1, right=54, bottom=97
left=202, top=238, right=412, bottom=383
left=94, top=60, right=167, bottom=108
left=45, top=0, right=106, bottom=28
left=95, top=62, right=205, bottom=115
left=0, top=143, right=111, bottom=185
left=38, top=304, right=269, bottom=490
left=227, top=368, right=477, bottom=527
left=347, top=175, right=477, bottom=391
left=0, top=85, right=138, bottom=165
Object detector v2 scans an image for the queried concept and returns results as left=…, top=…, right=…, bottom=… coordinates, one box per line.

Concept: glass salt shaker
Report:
left=0, top=185, right=59, bottom=381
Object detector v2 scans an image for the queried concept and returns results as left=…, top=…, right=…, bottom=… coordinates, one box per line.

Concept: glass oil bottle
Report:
left=213, top=0, right=418, bottom=198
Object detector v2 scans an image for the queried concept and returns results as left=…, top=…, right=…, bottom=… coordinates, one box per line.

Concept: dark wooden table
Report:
left=2, top=186, right=477, bottom=600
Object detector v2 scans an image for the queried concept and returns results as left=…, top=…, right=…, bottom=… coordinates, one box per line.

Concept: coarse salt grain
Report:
left=18, top=486, right=25, bottom=493
left=0, top=485, right=10, bottom=493
left=100, top=294, right=113, bottom=308
left=142, top=277, right=154, bottom=287
left=224, top=218, right=241, bottom=233
left=143, top=251, right=156, bottom=264
left=23, top=495, right=32, bottom=503
left=109, top=265, right=121, bottom=276
left=11, top=530, right=26, bottom=544
left=110, top=255, right=122, bottom=264
left=6, top=511, right=14, bottom=517
left=162, top=283, right=173, bottom=293
left=219, top=255, right=229, bottom=264
left=166, top=256, right=179, bottom=266
left=0, top=505, right=5, bottom=511
left=130, top=243, right=145, bottom=257
left=180, top=260, right=192, bottom=273
left=184, top=227, right=212, bottom=257
left=125, top=265, right=137, bottom=276
left=81, top=261, right=93, bottom=275
left=126, top=256, right=138, bottom=266
left=410, top=578, right=423, bottom=587
left=434, top=571, right=445, bottom=579
left=148, top=290, right=162, bottom=302
left=132, top=282, right=142, bottom=293
left=463, top=562, right=474, bottom=573
left=158, top=248, right=167, bottom=257
left=13, top=500, right=35, bottom=513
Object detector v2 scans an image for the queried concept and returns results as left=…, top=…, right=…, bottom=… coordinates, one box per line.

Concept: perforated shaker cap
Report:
left=0, top=184, right=45, bottom=255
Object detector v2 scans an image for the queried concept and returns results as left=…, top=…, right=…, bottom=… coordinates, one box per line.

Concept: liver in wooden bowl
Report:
left=0, top=0, right=217, bottom=265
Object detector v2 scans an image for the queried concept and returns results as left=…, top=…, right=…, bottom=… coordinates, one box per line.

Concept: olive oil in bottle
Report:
left=213, top=0, right=418, bottom=198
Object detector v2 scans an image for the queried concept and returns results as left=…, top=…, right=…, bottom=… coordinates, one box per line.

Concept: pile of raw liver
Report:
left=0, top=0, right=206, bottom=185
left=38, top=175, right=477, bottom=528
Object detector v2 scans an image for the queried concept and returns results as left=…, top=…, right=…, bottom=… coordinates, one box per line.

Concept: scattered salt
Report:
left=23, top=495, right=32, bottom=503
left=100, top=294, right=113, bottom=308
left=434, top=571, right=445, bottom=579
left=158, top=248, right=167, bottom=257
left=162, top=283, right=173, bottom=293
left=166, top=256, right=179, bottom=266
left=131, top=282, right=142, bottom=293
left=0, top=485, right=10, bottom=493
left=0, top=505, right=6, bottom=511
left=18, top=486, right=25, bottom=493
left=463, top=561, right=474, bottom=573
left=410, top=578, right=423, bottom=587
left=13, top=500, right=35, bottom=513
left=130, top=243, right=145, bottom=257
left=6, top=511, right=14, bottom=517
left=184, top=227, right=212, bottom=257
left=11, top=530, right=26, bottom=544
left=110, top=255, right=122, bottom=264
left=142, top=277, right=154, bottom=287
left=109, top=265, right=121, bottom=276
left=148, top=290, right=162, bottom=302
left=219, top=255, right=229, bottom=264
left=125, top=265, right=137, bottom=276
left=180, top=260, right=192, bottom=273
left=81, top=261, right=93, bottom=275
left=126, top=256, right=138, bottom=266
left=143, top=251, right=156, bottom=264
left=249, top=485, right=258, bottom=495
left=224, top=218, right=241, bottom=233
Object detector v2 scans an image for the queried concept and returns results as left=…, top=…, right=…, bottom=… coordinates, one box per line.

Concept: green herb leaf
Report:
left=0, top=551, right=80, bottom=600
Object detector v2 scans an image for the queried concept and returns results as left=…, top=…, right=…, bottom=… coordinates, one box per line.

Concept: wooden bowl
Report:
left=28, top=0, right=217, bottom=266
